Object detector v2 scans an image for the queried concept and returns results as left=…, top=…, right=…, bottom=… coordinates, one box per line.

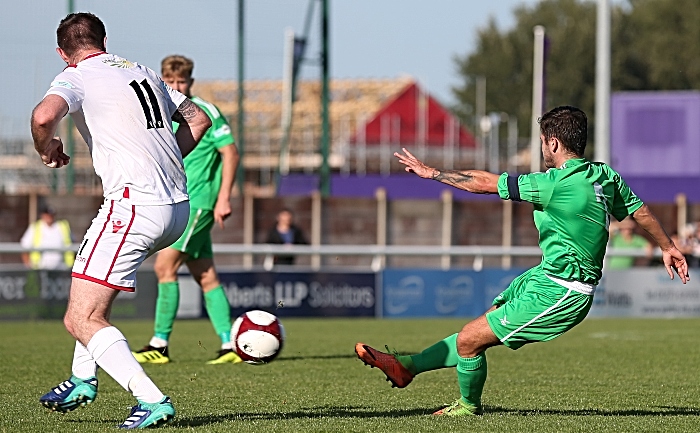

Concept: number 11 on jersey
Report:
left=129, top=80, right=164, bottom=129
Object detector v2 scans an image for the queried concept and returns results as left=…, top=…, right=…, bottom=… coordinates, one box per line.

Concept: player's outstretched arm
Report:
left=31, top=95, right=71, bottom=168
left=632, top=204, right=690, bottom=284
left=172, top=99, right=212, bottom=158
left=394, top=147, right=499, bottom=194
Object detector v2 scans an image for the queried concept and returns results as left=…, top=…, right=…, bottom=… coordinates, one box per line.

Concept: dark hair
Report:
left=538, top=106, right=587, bottom=156
left=40, top=205, right=56, bottom=215
left=57, top=12, right=106, bottom=57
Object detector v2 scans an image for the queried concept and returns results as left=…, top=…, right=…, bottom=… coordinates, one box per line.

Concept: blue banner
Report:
left=381, top=268, right=525, bottom=318
left=215, top=271, right=377, bottom=318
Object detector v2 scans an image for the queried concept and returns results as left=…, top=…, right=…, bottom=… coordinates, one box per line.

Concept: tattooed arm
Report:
left=432, top=169, right=500, bottom=194
left=173, top=98, right=212, bottom=158
left=394, top=147, right=500, bottom=194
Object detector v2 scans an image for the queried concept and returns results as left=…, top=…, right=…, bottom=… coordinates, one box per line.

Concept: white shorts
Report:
left=72, top=199, right=189, bottom=291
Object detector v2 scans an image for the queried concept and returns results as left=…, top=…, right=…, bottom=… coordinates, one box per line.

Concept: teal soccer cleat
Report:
left=39, top=375, right=98, bottom=413
left=118, top=396, right=175, bottom=429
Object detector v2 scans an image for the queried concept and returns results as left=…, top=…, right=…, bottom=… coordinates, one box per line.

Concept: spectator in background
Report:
left=607, top=217, right=652, bottom=269
left=265, top=209, right=308, bottom=265
left=669, top=231, right=694, bottom=264
left=684, top=222, right=700, bottom=267
left=20, top=205, right=74, bottom=270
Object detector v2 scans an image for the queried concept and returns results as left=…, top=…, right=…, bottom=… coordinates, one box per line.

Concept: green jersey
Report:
left=173, top=96, right=235, bottom=210
left=607, top=233, right=649, bottom=269
left=498, top=158, right=643, bottom=285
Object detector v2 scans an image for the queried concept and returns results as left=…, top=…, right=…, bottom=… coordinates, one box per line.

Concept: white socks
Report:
left=71, top=341, right=97, bottom=379
left=86, top=326, right=164, bottom=404
left=128, top=370, right=164, bottom=404
left=149, top=336, right=168, bottom=348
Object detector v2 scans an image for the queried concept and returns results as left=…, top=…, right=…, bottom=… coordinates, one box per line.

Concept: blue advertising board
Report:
left=214, top=271, right=377, bottom=318
left=381, top=268, right=525, bottom=318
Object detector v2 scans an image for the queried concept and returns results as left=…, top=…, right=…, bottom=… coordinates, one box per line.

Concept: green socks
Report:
left=395, top=332, right=487, bottom=409
left=456, top=352, right=487, bottom=408
left=153, top=281, right=180, bottom=341
left=397, top=333, right=460, bottom=375
left=153, top=283, right=231, bottom=346
left=204, top=285, right=232, bottom=344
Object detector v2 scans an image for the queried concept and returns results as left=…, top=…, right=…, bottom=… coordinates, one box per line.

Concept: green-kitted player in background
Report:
left=356, top=106, right=690, bottom=416
left=133, top=55, right=241, bottom=365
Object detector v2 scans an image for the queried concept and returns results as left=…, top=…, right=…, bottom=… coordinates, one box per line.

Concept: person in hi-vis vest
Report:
left=20, top=206, right=74, bottom=270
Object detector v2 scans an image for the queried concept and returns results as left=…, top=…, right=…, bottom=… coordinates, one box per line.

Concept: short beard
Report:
left=542, top=153, right=555, bottom=169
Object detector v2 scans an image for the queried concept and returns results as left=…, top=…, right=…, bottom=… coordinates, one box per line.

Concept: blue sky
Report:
left=1, top=0, right=538, bottom=138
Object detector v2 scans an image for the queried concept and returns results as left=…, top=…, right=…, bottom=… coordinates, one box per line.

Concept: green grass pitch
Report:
left=1, top=318, right=700, bottom=432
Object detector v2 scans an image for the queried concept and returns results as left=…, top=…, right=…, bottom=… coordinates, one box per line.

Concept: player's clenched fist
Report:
left=41, top=136, right=71, bottom=168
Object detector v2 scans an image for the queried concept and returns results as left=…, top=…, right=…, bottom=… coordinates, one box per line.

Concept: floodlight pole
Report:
left=236, top=0, right=246, bottom=195
left=529, top=26, right=545, bottom=174
left=595, top=0, right=611, bottom=164
left=475, top=76, right=486, bottom=170
left=319, top=0, right=330, bottom=196
left=275, top=0, right=315, bottom=194
left=62, top=0, right=76, bottom=194
left=280, top=27, right=295, bottom=177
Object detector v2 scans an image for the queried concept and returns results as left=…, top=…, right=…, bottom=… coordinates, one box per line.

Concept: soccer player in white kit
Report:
left=32, top=13, right=211, bottom=429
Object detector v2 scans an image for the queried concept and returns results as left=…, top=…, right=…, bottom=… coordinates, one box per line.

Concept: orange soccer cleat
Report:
left=354, top=342, right=414, bottom=388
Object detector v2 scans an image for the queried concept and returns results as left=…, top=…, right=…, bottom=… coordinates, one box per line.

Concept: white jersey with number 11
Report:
left=45, top=52, right=189, bottom=205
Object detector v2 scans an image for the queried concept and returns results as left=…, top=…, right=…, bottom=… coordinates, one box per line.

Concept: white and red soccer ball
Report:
left=232, top=310, right=285, bottom=364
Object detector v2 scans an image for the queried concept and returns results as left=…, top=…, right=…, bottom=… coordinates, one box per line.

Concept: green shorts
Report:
left=169, top=208, right=214, bottom=260
left=485, top=266, right=593, bottom=350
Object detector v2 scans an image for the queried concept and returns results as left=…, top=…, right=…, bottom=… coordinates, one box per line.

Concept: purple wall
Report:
left=279, top=173, right=498, bottom=202
left=279, top=173, right=694, bottom=204
left=331, top=174, right=500, bottom=201
left=611, top=91, right=700, bottom=176
left=277, top=174, right=319, bottom=196
left=622, top=176, right=699, bottom=204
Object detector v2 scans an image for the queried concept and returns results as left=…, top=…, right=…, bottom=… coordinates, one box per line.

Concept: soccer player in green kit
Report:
left=355, top=106, right=690, bottom=416
left=133, top=55, right=241, bottom=365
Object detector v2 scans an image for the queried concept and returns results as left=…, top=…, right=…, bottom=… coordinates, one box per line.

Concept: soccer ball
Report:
left=232, top=310, right=285, bottom=364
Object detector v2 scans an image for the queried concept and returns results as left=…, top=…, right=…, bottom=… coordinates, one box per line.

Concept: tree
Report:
left=454, top=1, right=600, bottom=149
left=454, top=0, right=700, bottom=161
left=619, top=0, right=700, bottom=90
